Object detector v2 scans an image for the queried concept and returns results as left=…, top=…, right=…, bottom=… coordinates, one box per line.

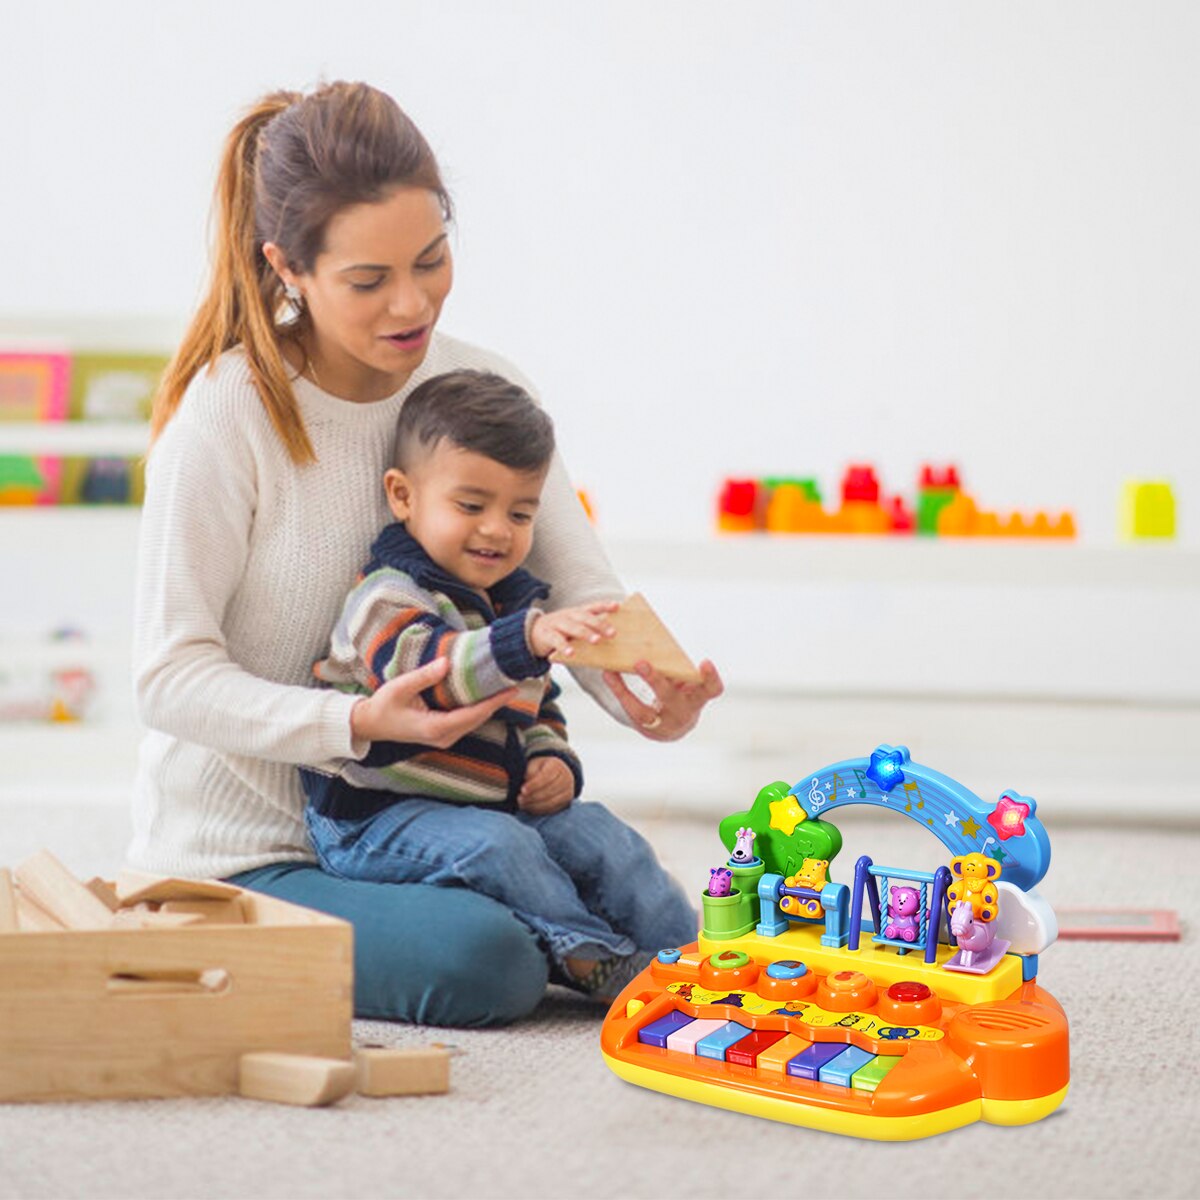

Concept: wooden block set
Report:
left=240, top=1045, right=453, bottom=1108
left=0, top=850, right=451, bottom=1106
left=2, top=851, right=255, bottom=934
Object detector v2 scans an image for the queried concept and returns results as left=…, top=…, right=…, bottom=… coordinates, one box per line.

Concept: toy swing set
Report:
left=600, top=744, right=1069, bottom=1141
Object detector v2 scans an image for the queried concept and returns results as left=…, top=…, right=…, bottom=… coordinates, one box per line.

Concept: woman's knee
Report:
left=355, top=884, right=549, bottom=1027
left=230, top=865, right=548, bottom=1027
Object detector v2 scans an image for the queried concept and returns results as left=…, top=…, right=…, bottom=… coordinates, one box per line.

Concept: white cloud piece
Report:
left=993, top=881, right=1059, bottom=955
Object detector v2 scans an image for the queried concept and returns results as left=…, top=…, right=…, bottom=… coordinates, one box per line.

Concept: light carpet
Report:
left=0, top=802, right=1194, bottom=1200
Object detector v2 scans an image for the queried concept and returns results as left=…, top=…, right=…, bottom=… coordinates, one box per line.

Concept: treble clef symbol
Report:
left=808, top=777, right=826, bottom=813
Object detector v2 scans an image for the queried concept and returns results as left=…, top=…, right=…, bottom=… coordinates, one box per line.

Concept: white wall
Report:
left=0, top=1, right=1196, bottom=544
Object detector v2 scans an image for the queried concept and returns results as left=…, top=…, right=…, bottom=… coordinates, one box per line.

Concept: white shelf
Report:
left=0, top=422, right=149, bottom=455
left=604, top=536, right=1200, bottom=705
left=606, top=535, right=1200, bottom=589
left=0, top=313, right=178, bottom=351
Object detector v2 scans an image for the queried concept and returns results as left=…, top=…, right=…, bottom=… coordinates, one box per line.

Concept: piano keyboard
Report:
left=638, top=1012, right=902, bottom=1091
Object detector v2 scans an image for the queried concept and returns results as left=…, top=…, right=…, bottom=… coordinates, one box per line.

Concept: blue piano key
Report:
left=636, top=1009, right=695, bottom=1048
left=818, top=1045, right=876, bottom=1087
left=695, top=1021, right=753, bottom=1061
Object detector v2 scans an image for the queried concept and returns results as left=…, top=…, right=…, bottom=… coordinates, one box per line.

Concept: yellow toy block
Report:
left=1121, top=480, right=1175, bottom=540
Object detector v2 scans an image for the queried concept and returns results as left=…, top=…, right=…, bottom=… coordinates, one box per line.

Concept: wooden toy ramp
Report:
left=552, top=592, right=701, bottom=682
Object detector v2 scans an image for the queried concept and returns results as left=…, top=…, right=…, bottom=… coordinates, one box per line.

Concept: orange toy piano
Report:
left=600, top=745, right=1069, bottom=1141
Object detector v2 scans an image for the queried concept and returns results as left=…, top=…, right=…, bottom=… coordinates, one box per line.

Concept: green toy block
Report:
left=916, top=489, right=956, bottom=536
left=762, top=477, right=821, bottom=503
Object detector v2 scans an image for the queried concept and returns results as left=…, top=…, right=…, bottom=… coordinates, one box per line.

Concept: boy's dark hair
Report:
left=395, top=370, right=555, bottom=473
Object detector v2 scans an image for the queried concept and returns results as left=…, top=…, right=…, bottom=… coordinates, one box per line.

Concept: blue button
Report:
left=766, top=960, right=808, bottom=980
left=656, top=948, right=682, bottom=964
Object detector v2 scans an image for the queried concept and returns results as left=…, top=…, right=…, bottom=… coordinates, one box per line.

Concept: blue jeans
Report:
left=225, top=862, right=549, bottom=1027
left=304, top=799, right=698, bottom=973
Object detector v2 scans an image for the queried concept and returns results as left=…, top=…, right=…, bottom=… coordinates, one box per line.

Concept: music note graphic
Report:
left=808, top=777, right=826, bottom=813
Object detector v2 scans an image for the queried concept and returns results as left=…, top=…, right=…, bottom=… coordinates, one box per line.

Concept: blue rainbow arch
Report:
left=789, top=744, right=1051, bottom=892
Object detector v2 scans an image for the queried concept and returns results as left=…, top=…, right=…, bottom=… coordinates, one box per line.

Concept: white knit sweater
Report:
left=129, top=333, right=627, bottom=878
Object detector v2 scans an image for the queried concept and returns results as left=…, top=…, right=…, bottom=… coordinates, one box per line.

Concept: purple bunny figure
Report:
left=730, top=827, right=756, bottom=865
left=884, top=885, right=920, bottom=942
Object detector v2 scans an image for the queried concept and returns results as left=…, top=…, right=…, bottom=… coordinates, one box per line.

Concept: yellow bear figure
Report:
left=947, top=853, right=1001, bottom=922
left=781, top=858, right=828, bottom=918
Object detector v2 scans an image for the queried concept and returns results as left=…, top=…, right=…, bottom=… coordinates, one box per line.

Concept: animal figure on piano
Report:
left=730, top=827, right=757, bottom=864
left=780, top=857, right=828, bottom=918
left=950, top=899, right=995, bottom=968
left=707, top=867, right=733, bottom=897
left=884, top=884, right=921, bottom=942
left=947, top=852, right=1001, bottom=920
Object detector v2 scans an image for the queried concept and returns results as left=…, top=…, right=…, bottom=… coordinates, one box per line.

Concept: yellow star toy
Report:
left=769, top=795, right=807, bottom=837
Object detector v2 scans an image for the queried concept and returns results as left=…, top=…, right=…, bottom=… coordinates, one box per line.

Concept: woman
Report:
left=133, top=81, right=723, bottom=1026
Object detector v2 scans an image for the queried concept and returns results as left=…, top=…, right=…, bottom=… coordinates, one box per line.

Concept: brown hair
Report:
left=396, top=371, right=555, bottom=474
left=150, top=82, right=452, bottom=463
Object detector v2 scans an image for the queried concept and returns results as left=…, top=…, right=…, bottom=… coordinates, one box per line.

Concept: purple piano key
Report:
left=786, top=1042, right=847, bottom=1080
left=637, top=1010, right=695, bottom=1048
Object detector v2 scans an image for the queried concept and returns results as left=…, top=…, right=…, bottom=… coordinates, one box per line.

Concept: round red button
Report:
left=888, top=981, right=932, bottom=1003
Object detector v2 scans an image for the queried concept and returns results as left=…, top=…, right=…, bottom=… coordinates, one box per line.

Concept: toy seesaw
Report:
left=600, top=745, right=1068, bottom=1141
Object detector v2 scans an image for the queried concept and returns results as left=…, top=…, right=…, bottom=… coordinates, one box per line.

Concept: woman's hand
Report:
left=350, top=657, right=516, bottom=749
left=603, top=659, right=724, bottom=742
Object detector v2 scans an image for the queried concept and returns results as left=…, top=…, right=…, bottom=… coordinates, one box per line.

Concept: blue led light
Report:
left=865, top=744, right=910, bottom=793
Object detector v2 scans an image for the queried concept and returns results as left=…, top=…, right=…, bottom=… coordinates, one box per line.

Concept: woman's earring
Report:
left=284, top=283, right=304, bottom=309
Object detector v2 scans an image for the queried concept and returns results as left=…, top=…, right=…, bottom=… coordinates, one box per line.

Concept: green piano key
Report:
left=851, top=1055, right=903, bottom=1092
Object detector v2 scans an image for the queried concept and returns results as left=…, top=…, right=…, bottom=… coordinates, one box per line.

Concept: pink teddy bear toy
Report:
left=884, top=884, right=920, bottom=942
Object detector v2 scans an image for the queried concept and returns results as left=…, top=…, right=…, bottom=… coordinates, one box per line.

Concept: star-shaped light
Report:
left=987, top=792, right=1031, bottom=841
left=865, top=744, right=909, bottom=793
left=769, top=794, right=807, bottom=836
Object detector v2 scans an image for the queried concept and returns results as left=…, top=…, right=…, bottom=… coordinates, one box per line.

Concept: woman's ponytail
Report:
left=151, top=90, right=317, bottom=464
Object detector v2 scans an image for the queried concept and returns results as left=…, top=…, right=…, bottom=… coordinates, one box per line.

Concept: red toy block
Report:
left=717, top=478, right=761, bottom=533
left=841, top=464, right=881, bottom=505
left=919, top=464, right=960, bottom=491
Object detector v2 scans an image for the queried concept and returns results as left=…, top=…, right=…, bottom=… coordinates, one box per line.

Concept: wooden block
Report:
left=83, top=877, right=120, bottom=912
left=115, top=870, right=244, bottom=907
left=13, top=886, right=68, bottom=932
left=550, top=592, right=701, bottom=682
left=110, top=908, right=208, bottom=930
left=159, top=897, right=247, bottom=925
left=0, top=869, right=17, bottom=933
left=354, top=1045, right=452, bottom=1097
left=14, top=850, right=114, bottom=930
left=238, top=1052, right=357, bottom=1107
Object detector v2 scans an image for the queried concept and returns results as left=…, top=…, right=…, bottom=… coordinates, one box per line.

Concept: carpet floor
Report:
left=0, top=802, right=1194, bottom=1200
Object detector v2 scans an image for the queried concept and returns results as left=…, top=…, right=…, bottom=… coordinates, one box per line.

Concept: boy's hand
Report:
left=518, top=756, right=576, bottom=815
left=528, top=601, right=619, bottom=660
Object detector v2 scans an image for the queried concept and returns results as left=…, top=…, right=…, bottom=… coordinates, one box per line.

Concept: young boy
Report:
left=302, top=370, right=696, bottom=1002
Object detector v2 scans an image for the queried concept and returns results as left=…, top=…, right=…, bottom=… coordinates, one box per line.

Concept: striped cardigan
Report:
left=302, top=523, right=582, bottom=819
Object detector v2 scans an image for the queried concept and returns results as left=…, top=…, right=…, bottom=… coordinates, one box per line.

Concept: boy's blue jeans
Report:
left=305, top=798, right=697, bottom=977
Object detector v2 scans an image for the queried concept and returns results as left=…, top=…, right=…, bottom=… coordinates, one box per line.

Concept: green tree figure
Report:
left=718, top=782, right=842, bottom=880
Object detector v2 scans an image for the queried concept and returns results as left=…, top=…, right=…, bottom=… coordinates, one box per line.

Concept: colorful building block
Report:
left=1120, top=480, right=1175, bottom=540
